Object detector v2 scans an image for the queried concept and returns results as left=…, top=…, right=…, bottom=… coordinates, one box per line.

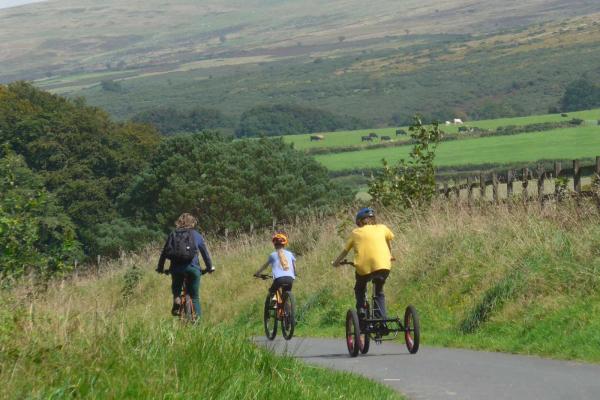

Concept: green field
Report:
left=284, top=108, right=600, bottom=151
left=315, top=125, right=600, bottom=171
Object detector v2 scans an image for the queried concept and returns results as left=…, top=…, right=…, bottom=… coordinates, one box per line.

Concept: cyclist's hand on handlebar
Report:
left=390, top=256, right=396, bottom=262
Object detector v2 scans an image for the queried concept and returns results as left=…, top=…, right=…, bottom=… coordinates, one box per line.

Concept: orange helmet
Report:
left=272, top=232, right=288, bottom=246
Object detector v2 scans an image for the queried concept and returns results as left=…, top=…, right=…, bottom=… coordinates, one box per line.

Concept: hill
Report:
left=2, top=1, right=600, bottom=124
left=3, top=199, right=599, bottom=399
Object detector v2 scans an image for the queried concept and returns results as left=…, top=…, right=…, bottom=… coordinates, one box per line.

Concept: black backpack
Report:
left=163, top=229, right=197, bottom=262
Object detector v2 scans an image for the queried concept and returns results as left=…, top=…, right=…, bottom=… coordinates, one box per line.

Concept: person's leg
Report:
left=354, top=273, right=369, bottom=316
left=171, top=272, right=185, bottom=316
left=185, top=265, right=202, bottom=319
left=373, top=270, right=390, bottom=318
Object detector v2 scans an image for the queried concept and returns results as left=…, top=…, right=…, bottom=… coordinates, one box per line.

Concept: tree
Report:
left=0, top=82, right=160, bottom=253
left=559, top=79, right=600, bottom=112
left=119, top=133, right=346, bottom=232
left=369, top=117, right=443, bottom=207
left=0, top=150, right=83, bottom=277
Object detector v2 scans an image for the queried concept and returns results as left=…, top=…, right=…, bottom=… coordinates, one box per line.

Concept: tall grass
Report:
left=2, top=197, right=600, bottom=398
left=0, top=248, right=401, bottom=399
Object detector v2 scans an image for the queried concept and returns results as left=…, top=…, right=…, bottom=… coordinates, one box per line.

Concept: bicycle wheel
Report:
left=281, top=291, right=296, bottom=340
left=345, top=309, right=361, bottom=357
left=404, top=305, right=420, bottom=354
left=360, top=303, right=370, bottom=354
left=183, top=294, right=196, bottom=322
left=264, top=293, right=277, bottom=340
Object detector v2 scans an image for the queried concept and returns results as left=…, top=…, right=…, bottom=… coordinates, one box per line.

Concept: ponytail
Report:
left=277, top=248, right=289, bottom=271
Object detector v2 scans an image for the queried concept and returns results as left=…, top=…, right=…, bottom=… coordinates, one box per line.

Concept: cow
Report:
left=310, top=134, right=324, bottom=141
left=395, top=129, right=407, bottom=136
left=361, top=135, right=372, bottom=142
left=458, top=126, right=469, bottom=133
left=445, top=121, right=451, bottom=125
left=453, top=118, right=463, bottom=124
left=368, top=132, right=378, bottom=138
left=380, top=135, right=391, bottom=141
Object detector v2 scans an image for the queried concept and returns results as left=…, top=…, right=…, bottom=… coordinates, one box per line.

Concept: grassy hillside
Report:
left=2, top=1, right=599, bottom=123
left=285, top=108, right=600, bottom=150
left=315, top=125, right=600, bottom=172
left=210, top=199, right=600, bottom=361
left=0, top=252, right=401, bottom=399
left=2, top=197, right=600, bottom=398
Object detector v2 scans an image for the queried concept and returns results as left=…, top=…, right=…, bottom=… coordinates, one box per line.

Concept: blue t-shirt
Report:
left=268, top=250, right=296, bottom=279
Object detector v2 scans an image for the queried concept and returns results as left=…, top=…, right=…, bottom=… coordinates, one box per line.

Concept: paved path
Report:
left=255, top=337, right=600, bottom=400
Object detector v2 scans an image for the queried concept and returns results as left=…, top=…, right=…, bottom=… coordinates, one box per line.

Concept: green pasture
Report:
left=315, top=126, right=600, bottom=171
left=285, top=108, right=600, bottom=151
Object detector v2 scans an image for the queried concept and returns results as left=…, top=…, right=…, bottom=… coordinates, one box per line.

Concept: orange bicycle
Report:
left=255, top=274, right=296, bottom=340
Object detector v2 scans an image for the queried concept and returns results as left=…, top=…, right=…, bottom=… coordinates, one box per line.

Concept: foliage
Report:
left=132, top=106, right=233, bottom=135
left=369, top=117, right=442, bottom=207
left=119, top=132, right=347, bottom=232
left=559, top=78, right=600, bottom=112
left=236, top=104, right=365, bottom=137
left=92, top=218, right=163, bottom=258
left=0, top=151, right=82, bottom=277
left=0, top=82, right=161, bottom=253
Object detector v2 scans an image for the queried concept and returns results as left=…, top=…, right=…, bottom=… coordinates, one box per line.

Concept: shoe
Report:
left=171, top=298, right=181, bottom=316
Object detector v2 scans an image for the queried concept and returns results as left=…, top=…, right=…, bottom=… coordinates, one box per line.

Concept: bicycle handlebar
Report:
left=338, top=260, right=355, bottom=266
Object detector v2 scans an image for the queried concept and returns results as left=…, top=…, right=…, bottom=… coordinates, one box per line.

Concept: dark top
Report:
left=157, top=229, right=213, bottom=273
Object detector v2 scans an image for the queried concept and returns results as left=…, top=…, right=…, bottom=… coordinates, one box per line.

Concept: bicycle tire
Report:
left=404, top=304, right=420, bottom=354
left=264, top=293, right=277, bottom=340
left=360, top=302, right=370, bottom=354
left=281, top=291, right=296, bottom=340
left=184, top=293, right=196, bottom=322
left=345, top=309, right=361, bottom=357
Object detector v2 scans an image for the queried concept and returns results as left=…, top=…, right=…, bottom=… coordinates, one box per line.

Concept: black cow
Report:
left=361, top=136, right=372, bottom=142
left=395, top=129, right=407, bottom=136
left=368, top=132, right=378, bottom=138
left=380, top=135, right=391, bottom=141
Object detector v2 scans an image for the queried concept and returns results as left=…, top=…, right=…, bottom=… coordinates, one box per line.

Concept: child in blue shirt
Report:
left=254, top=232, right=296, bottom=293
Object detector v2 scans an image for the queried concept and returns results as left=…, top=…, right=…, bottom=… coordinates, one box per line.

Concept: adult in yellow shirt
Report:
left=332, top=207, right=395, bottom=318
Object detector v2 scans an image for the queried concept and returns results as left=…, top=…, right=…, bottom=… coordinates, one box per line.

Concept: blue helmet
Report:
left=355, top=207, right=375, bottom=225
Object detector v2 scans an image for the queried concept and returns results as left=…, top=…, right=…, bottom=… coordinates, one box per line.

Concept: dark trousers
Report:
left=171, top=264, right=201, bottom=317
left=355, top=269, right=390, bottom=318
left=269, top=276, right=294, bottom=294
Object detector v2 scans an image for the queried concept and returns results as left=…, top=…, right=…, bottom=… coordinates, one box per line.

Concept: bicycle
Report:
left=164, top=268, right=210, bottom=322
left=255, top=274, right=296, bottom=340
left=339, top=260, right=420, bottom=357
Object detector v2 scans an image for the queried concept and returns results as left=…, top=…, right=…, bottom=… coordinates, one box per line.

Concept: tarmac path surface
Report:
left=255, top=337, right=600, bottom=400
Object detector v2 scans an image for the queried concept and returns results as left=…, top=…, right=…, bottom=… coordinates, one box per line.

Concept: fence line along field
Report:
left=284, top=108, right=600, bottom=151
left=315, top=126, right=600, bottom=172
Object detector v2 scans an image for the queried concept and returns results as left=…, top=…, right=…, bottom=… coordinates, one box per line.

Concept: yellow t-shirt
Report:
left=344, top=224, right=394, bottom=276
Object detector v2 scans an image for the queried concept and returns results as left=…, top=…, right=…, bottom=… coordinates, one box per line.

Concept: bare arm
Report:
left=387, top=239, right=395, bottom=261
left=254, top=261, right=270, bottom=276
left=331, top=249, right=350, bottom=267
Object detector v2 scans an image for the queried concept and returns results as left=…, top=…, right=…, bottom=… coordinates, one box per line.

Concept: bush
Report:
left=133, top=106, right=233, bottom=135
left=0, top=151, right=83, bottom=277
left=119, top=132, right=348, bottom=232
left=236, top=104, right=366, bottom=137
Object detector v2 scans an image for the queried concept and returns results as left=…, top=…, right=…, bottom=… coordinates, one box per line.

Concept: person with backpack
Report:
left=254, top=232, right=296, bottom=295
left=331, top=207, right=395, bottom=319
left=156, top=213, right=214, bottom=318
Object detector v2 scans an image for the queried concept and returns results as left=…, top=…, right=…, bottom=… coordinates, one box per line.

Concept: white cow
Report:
left=453, top=118, right=463, bottom=124
left=445, top=121, right=451, bottom=125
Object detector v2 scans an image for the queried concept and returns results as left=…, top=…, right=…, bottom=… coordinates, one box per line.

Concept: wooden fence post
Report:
left=492, top=173, right=499, bottom=204
left=507, top=170, right=514, bottom=198
left=479, top=173, right=486, bottom=200
left=452, top=181, right=460, bottom=199
left=537, top=164, right=545, bottom=205
left=467, top=177, right=473, bottom=205
left=554, top=161, right=562, bottom=199
left=596, top=156, right=600, bottom=177
left=272, top=217, right=277, bottom=231
left=573, top=160, right=581, bottom=194
left=522, top=168, right=529, bottom=203
left=443, top=182, right=449, bottom=199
